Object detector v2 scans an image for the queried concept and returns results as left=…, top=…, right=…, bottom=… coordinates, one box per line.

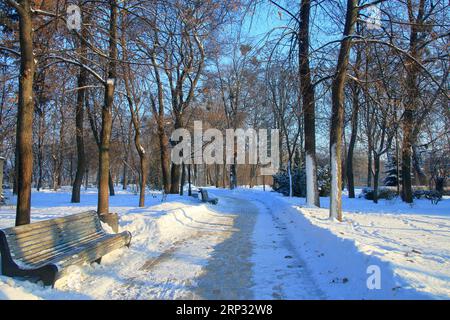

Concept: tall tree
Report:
left=71, top=2, right=90, bottom=203
left=329, top=0, right=358, bottom=221
left=7, top=0, right=35, bottom=226
left=97, top=0, right=118, bottom=214
left=299, top=0, right=320, bottom=206
left=121, top=8, right=147, bottom=207
left=346, top=34, right=362, bottom=199
left=401, top=0, right=425, bottom=203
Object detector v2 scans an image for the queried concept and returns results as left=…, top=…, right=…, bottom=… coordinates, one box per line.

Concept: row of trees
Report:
left=268, top=0, right=448, bottom=219
left=0, top=0, right=448, bottom=225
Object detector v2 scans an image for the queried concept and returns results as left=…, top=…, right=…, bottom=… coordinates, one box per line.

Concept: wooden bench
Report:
left=199, top=188, right=219, bottom=205
left=0, top=211, right=132, bottom=287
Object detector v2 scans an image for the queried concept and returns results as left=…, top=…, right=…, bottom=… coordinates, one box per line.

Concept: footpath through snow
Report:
left=213, top=187, right=450, bottom=299
left=0, top=187, right=449, bottom=299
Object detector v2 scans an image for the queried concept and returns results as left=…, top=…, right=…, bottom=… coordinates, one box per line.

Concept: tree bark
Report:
left=299, top=0, right=320, bottom=206
left=412, top=144, right=427, bottom=185
left=401, top=0, right=426, bottom=203
left=97, top=0, right=117, bottom=214
left=373, top=154, right=380, bottom=203
left=180, top=163, right=186, bottom=195
left=346, top=79, right=360, bottom=198
left=121, top=12, right=147, bottom=207
left=329, top=0, right=358, bottom=221
left=150, top=45, right=170, bottom=194
left=71, top=12, right=89, bottom=203
left=13, top=0, right=35, bottom=226
left=188, top=164, right=192, bottom=196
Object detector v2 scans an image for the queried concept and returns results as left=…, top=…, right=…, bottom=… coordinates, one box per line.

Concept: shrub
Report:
left=318, top=166, right=331, bottom=197
left=272, top=165, right=331, bottom=197
left=359, top=187, right=397, bottom=200
left=272, top=169, right=306, bottom=197
left=413, top=190, right=442, bottom=204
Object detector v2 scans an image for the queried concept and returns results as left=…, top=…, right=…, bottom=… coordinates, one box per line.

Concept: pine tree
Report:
left=384, top=152, right=400, bottom=186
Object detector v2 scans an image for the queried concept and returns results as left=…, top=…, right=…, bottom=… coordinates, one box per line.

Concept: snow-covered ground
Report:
left=0, top=187, right=449, bottom=300
left=221, top=188, right=450, bottom=299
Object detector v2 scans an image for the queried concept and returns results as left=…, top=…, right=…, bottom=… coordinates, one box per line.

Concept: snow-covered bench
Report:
left=0, top=211, right=132, bottom=287
left=199, top=188, right=218, bottom=205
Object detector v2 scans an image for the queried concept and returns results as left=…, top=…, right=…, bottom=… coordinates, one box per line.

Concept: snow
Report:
left=0, top=187, right=449, bottom=300
left=233, top=187, right=450, bottom=299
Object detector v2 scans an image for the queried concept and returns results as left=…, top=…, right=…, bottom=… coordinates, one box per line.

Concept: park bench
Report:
left=0, top=211, right=132, bottom=287
left=199, top=188, right=219, bottom=205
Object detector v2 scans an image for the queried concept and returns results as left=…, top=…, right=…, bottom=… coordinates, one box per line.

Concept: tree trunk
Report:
left=401, top=103, right=414, bottom=202
left=159, top=126, right=171, bottom=194
left=122, top=162, right=128, bottom=190
left=346, top=79, right=360, bottom=198
left=412, top=145, right=427, bottom=185
left=288, top=160, right=293, bottom=197
left=98, top=0, right=117, bottom=214
left=230, top=164, right=237, bottom=189
left=71, top=52, right=87, bottom=203
left=0, top=157, right=4, bottom=202
left=108, top=171, right=115, bottom=196
left=170, top=163, right=181, bottom=194
left=138, top=153, right=147, bottom=206
left=170, top=115, right=182, bottom=194
left=401, top=0, right=425, bottom=204
left=57, top=107, right=64, bottom=189
left=215, top=163, right=220, bottom=188
left=367, top=147, right=372, bottom=187
left=299, top=0, right=320, bottom=206
left=14, top=0, right=35, bottom=226
left=85, top=166, right=89, bottom=190
left=180, top=163, right=185, bottom=196
left=188, top=164, right=192, bottom=196
left=36, top=110, right=44, bottom=192
left=373, top=154, right=380, bottom=204
left=13, top=140, right=18, bottom=195
left=71, top=16, right=88, bottom=203
left=329, top=0, right=358, bottom=221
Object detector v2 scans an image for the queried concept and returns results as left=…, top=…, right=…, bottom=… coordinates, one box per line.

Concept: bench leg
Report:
left=38, top=265, right=59, bottom=288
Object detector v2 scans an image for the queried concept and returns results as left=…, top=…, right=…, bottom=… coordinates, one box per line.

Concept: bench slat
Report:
left=55, top=234, right=130, bottom=271
left=2, top=211, right=96, bottom=236
left=8, top=219, right=101, bottom=258
left=41, top=233, right=129, bottom=269
left=15, top=232, right=105, bottom=265
left=4, top=214, right=99, bottom=241
left=26, top=233, right=113, bottom=268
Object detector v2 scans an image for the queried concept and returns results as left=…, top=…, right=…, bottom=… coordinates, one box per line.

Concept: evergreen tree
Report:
left=384, top=152, right=401, bottom=186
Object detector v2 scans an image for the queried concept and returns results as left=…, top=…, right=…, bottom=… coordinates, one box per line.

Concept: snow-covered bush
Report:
left=272, top=169, right=306, bottom=197
left=413, top=190, right=442, bottom=204
left=359, top=187, right=397, bottom=200
left=317, top=166, right=331, bottom=197
left=272, top=165, right=330, bottom=197
left=384, top=153, right=401, bottom=186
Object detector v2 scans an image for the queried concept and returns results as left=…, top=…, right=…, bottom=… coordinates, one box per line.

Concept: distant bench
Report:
left=199, top=188, right=219, bottom=205
left=0, top=211, right=131, bottom=287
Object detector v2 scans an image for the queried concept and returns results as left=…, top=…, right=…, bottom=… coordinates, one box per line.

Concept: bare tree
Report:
left=299, top=0, right=320, bottom=206
left=6, top=0, right=35, bottom=226
left=329, top=0, right=358, bottom=221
